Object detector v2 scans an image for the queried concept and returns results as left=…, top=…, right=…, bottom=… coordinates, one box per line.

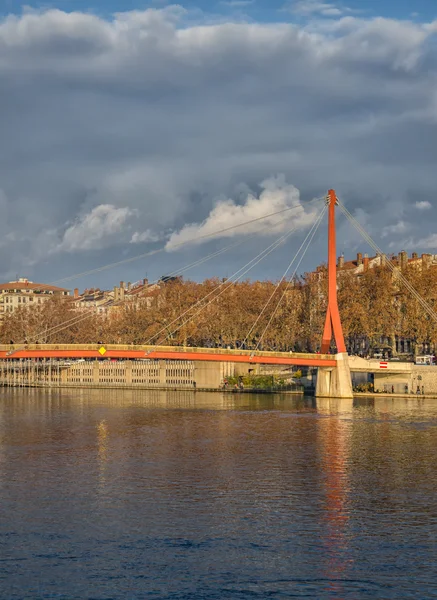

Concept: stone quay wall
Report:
left=370, top=364, right=437, bottom=395
left=0, top=359, right=256, bottom=390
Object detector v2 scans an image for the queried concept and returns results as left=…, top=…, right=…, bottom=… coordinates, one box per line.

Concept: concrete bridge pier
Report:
left=316, top=352, right=353, bottom=399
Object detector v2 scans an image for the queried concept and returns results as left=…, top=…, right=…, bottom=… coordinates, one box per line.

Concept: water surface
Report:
left=1, top=389, right=437, bottom=599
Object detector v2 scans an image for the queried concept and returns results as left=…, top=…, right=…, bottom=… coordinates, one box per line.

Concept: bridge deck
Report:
left=0, top=344, right=337, bottom=367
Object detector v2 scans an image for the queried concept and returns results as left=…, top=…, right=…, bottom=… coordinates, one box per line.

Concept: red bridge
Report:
left=0, top=345, right=337, bottom=367
left=0, top=191, right=392, bottom=398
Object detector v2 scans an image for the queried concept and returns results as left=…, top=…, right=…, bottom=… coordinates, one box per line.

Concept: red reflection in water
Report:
left=319, top=405, right=352, bottom=599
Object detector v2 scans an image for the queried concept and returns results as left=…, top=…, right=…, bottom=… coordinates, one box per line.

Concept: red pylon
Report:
left=320, top=190, right=347, bottom=354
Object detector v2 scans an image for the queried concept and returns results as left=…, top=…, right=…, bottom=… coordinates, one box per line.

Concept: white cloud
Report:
left=165, top=175, right=318, bottom=250
left=289, top=1, right=344, bottom=17
left=130, top=230, right=162, bottom=244
left=58, top=205, right=135, bottom=252
left=382, top=220, right=408, bottom=237
left=415, top=200, right=432, bottom=210
left=220, top=1, right=255, bottom=7
left=419, top=234, right=437, bottom=249
left=0, top=8, right=436, bottom=282
left=400, top=234, right=437, bottom=250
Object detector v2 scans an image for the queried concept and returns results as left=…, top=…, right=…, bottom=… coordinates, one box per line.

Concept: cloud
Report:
left=287, top=1, right=345, bottom=17
left=419, top=235, right=437, bottom=250
left=415, top=200, right=432, bottom=210
left=220, top=1, right=255, bottom=7
left=401, top=234, right=437, bottom=251
left=130, top=229, right=163, bottom=244
left=0, top=8, right=437, bottom=285
left=381, top=220, right=408, bottom=238
left=165, top=176, right=318, bottom=249
left=58, top=205, right=135, bottom=252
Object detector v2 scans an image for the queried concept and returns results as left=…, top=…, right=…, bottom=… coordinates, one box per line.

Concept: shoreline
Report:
left=0, top=383, right=305, bottom=394
left=354, top=391, right=437, bottom=399
left=3, top=384, right=437, bottom=399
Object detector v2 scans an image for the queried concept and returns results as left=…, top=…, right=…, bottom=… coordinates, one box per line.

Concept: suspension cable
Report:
left=33, top=199, right=323, bottom=339
left=147, top=223, right=307, bottom=347
left=7, top=206, right=321, bottom=349
left=241, top=205, right=327, bottom=350
left=51, top=197, right=324, bottom=285
left=253, top=205, right=327, bottom=352
left=151, top=207, right=326, bottom=348
left=338, top=200, right=437, bottom=324
left=47, top=214, right=300, bottom=341
left=8, top=224, right=276, bottom=347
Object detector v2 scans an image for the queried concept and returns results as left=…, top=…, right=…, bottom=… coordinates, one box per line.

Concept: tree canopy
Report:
left=2, top=264, right=436, bottom=354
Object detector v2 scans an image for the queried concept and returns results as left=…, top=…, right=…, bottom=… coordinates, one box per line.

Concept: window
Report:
left=29, top=296, right=33, bottom=302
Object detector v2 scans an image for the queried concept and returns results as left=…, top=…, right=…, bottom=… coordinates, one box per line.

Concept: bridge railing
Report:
left=0, top=343, right=333, bottom=361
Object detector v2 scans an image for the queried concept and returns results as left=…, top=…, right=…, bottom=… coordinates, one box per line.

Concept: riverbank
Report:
left=354, top=391, right=437, bottom=400
left=0, top=382, right=305, bottom=394
left=4, top=382, right=436, bottom=398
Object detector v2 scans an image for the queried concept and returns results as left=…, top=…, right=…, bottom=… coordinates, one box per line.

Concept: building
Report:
left=124, top=279, right=160, bottom=309
left=0, top=278, right=70, bottom=320
left=337, top=251, right=437, bottom=275
left=72, top=287, right=115, bottom=315
left=72, top=280, right=161, bottom=315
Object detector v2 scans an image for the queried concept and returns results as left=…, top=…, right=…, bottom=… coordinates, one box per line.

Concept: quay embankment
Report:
left=354, top=391, right=437, bottom=400
left=349, top=356, right=437, bottom=397
left=0, top=357, right=303, bottom=393
left=0, top=382, right=305, bottom=394
left=4, top=353, right=437, bottom=397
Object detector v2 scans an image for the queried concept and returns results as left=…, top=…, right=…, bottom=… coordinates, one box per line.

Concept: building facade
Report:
left=0, top=278, right=70, bottom=320
left=337, top=251, right=437, bottom=275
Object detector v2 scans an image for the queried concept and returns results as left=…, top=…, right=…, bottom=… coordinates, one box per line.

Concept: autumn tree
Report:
left=396, top=265, right=437, bottom=353
left=2, top=264, right=437, bottom=355
left=0, top=297, right=81, bottom=344
left=299, top=267, right=328, bottom=352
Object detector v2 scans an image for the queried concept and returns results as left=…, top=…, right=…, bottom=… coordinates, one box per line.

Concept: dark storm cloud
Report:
left=0, top=7, right=436, bottom=286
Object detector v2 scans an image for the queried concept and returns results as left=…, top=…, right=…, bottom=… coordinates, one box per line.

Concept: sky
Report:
left=1, top=0, right=437, bottom=290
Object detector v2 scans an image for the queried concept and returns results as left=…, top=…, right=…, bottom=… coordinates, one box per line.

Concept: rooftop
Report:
left=338, top=251, right=436, bottom=272
left=0, top=279, right=70, bottom=293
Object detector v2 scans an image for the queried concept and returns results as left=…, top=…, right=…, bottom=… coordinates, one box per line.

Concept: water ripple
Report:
left=1, top=389, right=437, bottom=599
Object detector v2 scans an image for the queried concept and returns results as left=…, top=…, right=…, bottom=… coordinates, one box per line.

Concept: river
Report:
left=1, top=389, right=436, bottom=599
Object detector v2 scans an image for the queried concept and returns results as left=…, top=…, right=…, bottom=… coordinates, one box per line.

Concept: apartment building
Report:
left=72, top=287, right=115, bottom=315
left=0, top=278, right=70, bottom=320
left=337, top=251, right=437, bottom=274
left=71, top=280, right=160, bottom=315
